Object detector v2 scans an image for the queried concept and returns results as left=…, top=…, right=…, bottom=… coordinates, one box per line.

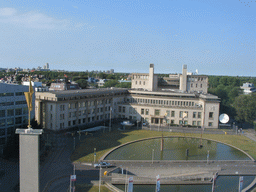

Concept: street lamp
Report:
left=207, top=150, right=209, bottom=164
left=152, top=149, right=154, bottom=164
left=94, top=148, right=96, bottom=163
left=109, top=107, right=111, bottom=132
left=99, top=164, right=102, bottom=192
left=73, top=137, right=75, bottom=150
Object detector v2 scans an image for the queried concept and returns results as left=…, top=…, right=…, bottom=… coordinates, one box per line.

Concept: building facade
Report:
left=35, top=64, right=220, bottom=131
left=0, top=83, right=34, bottom=154
left=35, top=88, right=127, bottom=130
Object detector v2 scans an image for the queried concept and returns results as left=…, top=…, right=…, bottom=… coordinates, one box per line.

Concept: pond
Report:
left=105, top=137, right=250, bottom=160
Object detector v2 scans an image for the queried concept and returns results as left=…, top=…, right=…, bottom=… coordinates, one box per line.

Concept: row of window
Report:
left=50, top=99, right=112, bottom=111
left=0, top=92, right=25, bottom=97
left=0, top=108, right=28, bottom=117
left=0, top=116, right=27, bottom=127
left=51, top=114, right=111, bottom=129
left=128, top=98, right=200, bottom=107
left=0, top=100, right=27, bottom=106
left=190, top=83, right=203, bottom=88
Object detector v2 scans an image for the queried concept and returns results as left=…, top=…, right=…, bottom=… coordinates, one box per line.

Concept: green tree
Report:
left=76, top=79, right=88, bottom=89
left=233, top=94, right=256, bottom=124
left=103, top=80, right=119, bottom=88
left=115, top=82, right=131, bottom=88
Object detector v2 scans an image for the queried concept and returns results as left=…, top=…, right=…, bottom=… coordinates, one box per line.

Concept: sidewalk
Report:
left=244, top=129, right=256, bottom=142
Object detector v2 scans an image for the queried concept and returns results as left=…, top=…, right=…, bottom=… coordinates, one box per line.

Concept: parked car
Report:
left=94, top=162, right=111, bottom=168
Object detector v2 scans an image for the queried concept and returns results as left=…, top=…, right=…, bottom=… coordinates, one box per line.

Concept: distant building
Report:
left=49, top=82, right=80, bottom=91
left=97, top=79, right=107, bottom=87
left=22, top=81, right=42, bottom=87
left=0, top=83, right=34, bottom=154
left=240, top=83, right=256, bottom=95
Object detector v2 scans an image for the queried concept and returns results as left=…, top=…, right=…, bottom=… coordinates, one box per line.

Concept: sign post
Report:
left=239, top=176, right=243, bottom=192
left=156, top=175, right=160, bottom=192
left=128, top=177, right=133, bottom=192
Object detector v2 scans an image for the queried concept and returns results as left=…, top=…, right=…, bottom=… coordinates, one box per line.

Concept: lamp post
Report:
left=152, top=149, right=154, bottom=164
left=207, top=150, right=209, bottom=164
left=73, top=137, right=75, bottom=150
left=109, top=107, right=112, bottom=132
left=94, top=148, right=96, bottom=163
left=99, top=164, right=102, bottom=192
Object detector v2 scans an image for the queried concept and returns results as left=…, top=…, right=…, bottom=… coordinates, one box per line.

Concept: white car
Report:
left=94, top=162, right=111, bottom=168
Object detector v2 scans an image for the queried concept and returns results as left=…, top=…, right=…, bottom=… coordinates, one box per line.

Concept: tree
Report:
left=115, top=82, right=131, bottom=88
left=76, top=79, right=88, bottom=89
left=103, top=80, right=119, bottom=88
left=233, top=94, right=256, bottom=124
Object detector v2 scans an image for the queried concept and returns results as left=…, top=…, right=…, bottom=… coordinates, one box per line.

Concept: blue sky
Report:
left=0, top=0, right=255, bottom=76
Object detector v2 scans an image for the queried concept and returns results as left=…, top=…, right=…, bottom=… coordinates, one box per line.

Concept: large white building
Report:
left=0, top=83, right=34, bottom=154
left=35, top=64, right=220, bottom=131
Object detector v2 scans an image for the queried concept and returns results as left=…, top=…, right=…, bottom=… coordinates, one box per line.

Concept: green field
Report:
left=71, top=129, right=256, bottom=162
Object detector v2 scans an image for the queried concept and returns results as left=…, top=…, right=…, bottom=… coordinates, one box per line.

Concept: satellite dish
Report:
left=219, top=113, right=229, bottom=124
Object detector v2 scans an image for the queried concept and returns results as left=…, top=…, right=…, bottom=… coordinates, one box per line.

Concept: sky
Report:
left=0, top=0, right=255, bottom=76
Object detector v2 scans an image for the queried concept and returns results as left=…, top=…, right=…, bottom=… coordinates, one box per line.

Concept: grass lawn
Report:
left=71, top=129, right=256, bottom=162
left=75, top=184, right=111, bottom=192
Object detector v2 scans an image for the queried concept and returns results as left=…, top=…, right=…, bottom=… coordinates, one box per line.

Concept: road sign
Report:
left=71, top=175, right=76, bottom=181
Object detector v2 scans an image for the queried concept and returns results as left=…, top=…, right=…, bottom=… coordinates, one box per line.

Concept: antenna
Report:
left=219, top=113, right=229, bottom=124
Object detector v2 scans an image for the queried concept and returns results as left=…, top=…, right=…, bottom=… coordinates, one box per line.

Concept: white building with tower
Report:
left=35, top=64, right=220, bottom=131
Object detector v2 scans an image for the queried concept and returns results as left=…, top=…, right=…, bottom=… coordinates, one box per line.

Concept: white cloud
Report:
left=0, top=8, right=17, bottom=16
left=0, top=7, right=72, bottom=30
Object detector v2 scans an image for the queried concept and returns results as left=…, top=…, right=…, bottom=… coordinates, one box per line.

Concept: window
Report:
left=179, top=111, right=183, bottom=118
left=73, top=120, right=76, bottom=125
left=0, top=119, right=5, bottom=127
left=50, top=105, right=53, bottom=111
left=7, top=118, right=14, bottom=125
left=200, top=84, right=202, bottom=88
left=191, top=83, right=193, bottom=87
left=23, top=108, right=28, bottom=115
left=145, top=109, right=149, bottom=115
left=50, top=114, right=53, bottom=120
left=0, top=110, right=5, bottom=117
left=171, top=120, right=174, bottom=124
left=166, top=110, right=170, bottom=117
left=193, top=112, right=197, bottom=118
left=209, top=112, right=214, bottom=118
left=129, top=107, right=133, bottom=114
left=208, top=122, right=213, bottom=127
left=133, top=108, right=137, bottom=114
left=7, top=109, right=14, bottom=117
left=68, top=121, right=71, bottom=126
left=141, top=109, right=144, bottom=115
left=119, top=106, right=122, bottom=112
left=15, top=92, right=24, bottom=96
left=192, top=121, right=196, bottom=126
left=15, top=108, right=22, bottom=116
left=171, top=111, right=175, bottom=117
left=122, top=107, right=125, bottom=113
left=155, top=109, right=160, bottom=116
left=15, top=117, right=22, bottom=124
left=198, top=112, right=202, bottom=118
left=197, top=121, right=201, bottom=126
left=184, top=120, right=188, bottom=125
left=179, top=120, right=183, bottom=125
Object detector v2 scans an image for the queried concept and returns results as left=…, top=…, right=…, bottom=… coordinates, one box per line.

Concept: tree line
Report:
left=208, top=75, right=256, bottom=126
